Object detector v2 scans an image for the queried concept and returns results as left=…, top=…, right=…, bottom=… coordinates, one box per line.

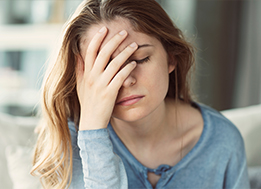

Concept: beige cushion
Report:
left=0, top=112, right=39, bottom=189
left=222, top=104, right=261, bottom=166
left=5, top=145, right=41, bottom=189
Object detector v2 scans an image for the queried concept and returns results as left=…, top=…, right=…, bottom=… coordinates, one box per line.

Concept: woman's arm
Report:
left=223, top=130, right=250, bottom=189
left=78, top=129, right=127, bottom=188
left=71, top=26, right=137, bottom=188
left=69, top=121, right=127, bottom=189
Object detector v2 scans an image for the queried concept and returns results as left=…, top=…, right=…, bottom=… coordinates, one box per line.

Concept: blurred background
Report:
left=0, top=0, right=83, bottom=117
left=0, top=0, right=260, bottom=117
left=0, top=1, right=261, bottom=189
left=160, top=0, right=261, bottom=111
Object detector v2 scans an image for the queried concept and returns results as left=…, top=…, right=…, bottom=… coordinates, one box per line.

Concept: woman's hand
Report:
left=76, top=26, right=138, bottom=130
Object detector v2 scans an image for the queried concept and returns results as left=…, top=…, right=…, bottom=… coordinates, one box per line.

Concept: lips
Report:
left=116, top=95, right=144, bottom=106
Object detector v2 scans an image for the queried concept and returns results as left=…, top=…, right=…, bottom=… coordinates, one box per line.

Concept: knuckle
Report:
left=85, top=76, right=95, bottom=87
left=116, top=73, right=125, bottom=82
left=97, top=51, right=108, bottom=60
left=87, top=80, right=94, bottom=87
left=108, top=60, right=119, bottom=70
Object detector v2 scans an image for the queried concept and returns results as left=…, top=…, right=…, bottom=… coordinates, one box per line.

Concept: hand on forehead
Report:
left=80, top=18, right=152, bottom=59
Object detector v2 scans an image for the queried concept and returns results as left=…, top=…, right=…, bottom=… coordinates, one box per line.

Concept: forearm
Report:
left=77, top=128, right=128, bottom=189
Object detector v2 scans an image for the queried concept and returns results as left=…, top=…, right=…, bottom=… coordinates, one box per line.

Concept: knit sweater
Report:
left=68, top=103, right=250, bottom=189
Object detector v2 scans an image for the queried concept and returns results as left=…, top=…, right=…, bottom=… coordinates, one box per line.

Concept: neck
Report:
left=110, top=98, right=178, bottom=151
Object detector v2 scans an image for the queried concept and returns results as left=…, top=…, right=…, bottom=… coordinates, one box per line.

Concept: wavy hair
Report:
left=31, top=0, right=195, bottom=188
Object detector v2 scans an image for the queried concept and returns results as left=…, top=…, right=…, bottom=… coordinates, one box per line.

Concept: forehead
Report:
left=80, top=18, right=158, bottom=56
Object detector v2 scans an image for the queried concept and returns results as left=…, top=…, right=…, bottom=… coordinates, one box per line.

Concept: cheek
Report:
left=154, top=72, right=169, bottom=95
left=142, top=65, right=170, bottom=95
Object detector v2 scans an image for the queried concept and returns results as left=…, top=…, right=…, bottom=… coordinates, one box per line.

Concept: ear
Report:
left=168, top=63, right=175, bottom=74
left=168, top=53, right=176, bottom=74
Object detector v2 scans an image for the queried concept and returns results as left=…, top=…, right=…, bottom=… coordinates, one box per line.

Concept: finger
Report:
left=92, top=30, right=128, bottom=73
left=101, top=42, right=138, bottom=85
left=84, top=26, right=107, bottom=72
left=108, top=61, right=137, bottom=91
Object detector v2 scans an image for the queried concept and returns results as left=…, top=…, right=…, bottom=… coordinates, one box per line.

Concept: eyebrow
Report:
left=137, top=44, right=153, bottom=49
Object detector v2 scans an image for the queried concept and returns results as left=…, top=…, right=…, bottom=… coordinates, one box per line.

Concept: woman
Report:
left=31, top=0, right=250, bottom=188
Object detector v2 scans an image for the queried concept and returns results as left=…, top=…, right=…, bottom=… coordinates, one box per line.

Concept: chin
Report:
left=111, top=107, right=149, bottom=123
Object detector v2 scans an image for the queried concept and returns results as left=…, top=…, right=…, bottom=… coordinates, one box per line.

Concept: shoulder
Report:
left=196, top=102, right=245, bottom=152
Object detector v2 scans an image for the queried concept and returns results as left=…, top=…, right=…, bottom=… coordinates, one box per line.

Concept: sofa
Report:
left=222, top=104, right=261, bottom=188
left=0, top=104, right=261, bottom=189
left=0, top=112, right=40, bottom=189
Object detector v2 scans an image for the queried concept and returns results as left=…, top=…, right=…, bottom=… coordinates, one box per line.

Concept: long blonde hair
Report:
left=31, top=0, right=195, bottom=188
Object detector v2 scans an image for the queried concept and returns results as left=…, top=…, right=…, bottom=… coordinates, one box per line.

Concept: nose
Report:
left=122, top=74, right=136, bottom=88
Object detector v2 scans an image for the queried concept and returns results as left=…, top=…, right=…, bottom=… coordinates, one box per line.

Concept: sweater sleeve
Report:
left=68, top=121, right=128, bottom=189
left=223, top=134, right=250, bottom=189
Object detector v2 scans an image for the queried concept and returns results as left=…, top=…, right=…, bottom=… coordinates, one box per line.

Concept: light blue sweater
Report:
left=68, top=103, right=250, bottom=188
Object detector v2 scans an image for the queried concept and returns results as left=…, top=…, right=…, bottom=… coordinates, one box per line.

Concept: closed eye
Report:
left=135, top=57, right=150, bottom=64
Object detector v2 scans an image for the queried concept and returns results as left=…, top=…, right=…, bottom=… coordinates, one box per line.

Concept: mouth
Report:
left=116, top=95, right=144, bottom=106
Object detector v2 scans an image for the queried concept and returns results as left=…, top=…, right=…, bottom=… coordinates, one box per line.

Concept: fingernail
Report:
left=119, top=30, right=127, bottom=36
left=130, top=61, right=136, bottom=65
left=129, top=42, right=137, bottom=48
left=99, top=26, right=106, bottom=33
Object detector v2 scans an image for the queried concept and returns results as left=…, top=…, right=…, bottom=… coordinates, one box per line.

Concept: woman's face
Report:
left=80, top=18, right=175, bottom=123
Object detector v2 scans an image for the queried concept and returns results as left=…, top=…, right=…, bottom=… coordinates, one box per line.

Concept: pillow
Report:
left=222, top=104, right=261, bottom=167
left=5, top=145, right=41, bottom=189
left=0, top=112, right=39, bottom=189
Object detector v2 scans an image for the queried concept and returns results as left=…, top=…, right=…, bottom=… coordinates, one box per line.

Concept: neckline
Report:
left=107, top=102, right=208, bottom=176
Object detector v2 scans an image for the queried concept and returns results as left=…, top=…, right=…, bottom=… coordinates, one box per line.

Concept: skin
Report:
left=76, top=17, right=204, bottom=187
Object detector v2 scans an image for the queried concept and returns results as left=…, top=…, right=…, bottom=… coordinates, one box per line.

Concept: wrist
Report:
left=79, top=115, right=109, bottom=131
